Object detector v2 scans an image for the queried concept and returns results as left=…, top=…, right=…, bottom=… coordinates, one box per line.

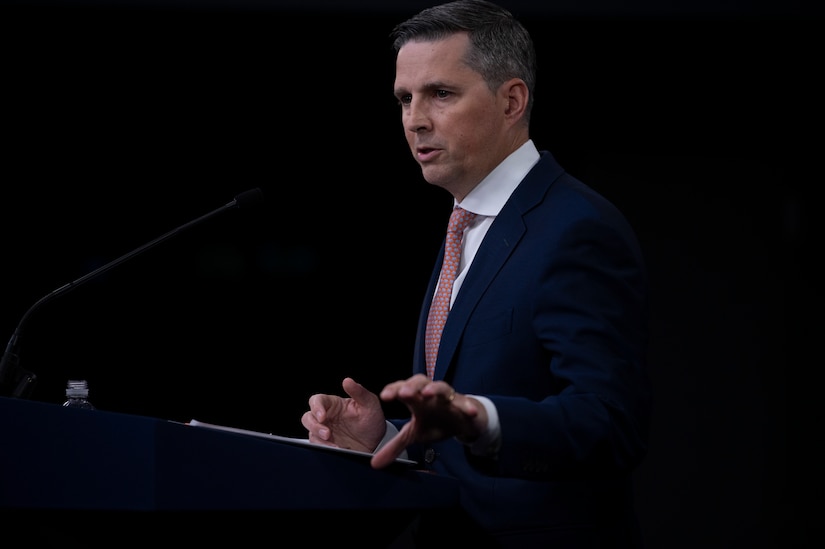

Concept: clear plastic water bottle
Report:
left=62, top=379, right=96, bottom=410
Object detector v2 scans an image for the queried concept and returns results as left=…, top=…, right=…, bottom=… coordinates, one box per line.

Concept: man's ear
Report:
left=502, top=78, right=528, bottom=120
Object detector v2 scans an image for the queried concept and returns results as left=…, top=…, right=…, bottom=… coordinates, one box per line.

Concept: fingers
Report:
left=302, top=408, right=333, bottom=445
left=380, top=376, right=456, bottom=404
left=380, top=374, right=432, bottom=400
left=306, top=393, right=327, bottom=423
left=304, top=390, right=338, bottom=444
left=306, top=376, right=476, bottom=467
left=304, top=378, right=379, bottom=448
left=420, top=380, right=457, bottom=403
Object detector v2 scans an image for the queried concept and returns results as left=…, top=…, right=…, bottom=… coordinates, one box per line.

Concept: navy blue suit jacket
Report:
left=397, top=151, right=652, bottom=546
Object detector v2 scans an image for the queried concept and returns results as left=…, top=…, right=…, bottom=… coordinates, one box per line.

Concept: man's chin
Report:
left=420, top=167, right=450, bottom=188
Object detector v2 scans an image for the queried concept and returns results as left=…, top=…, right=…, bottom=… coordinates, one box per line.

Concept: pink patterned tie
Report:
left=425, top=206, right=477, bottom=379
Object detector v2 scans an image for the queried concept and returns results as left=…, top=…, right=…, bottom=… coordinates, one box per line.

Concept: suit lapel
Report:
left=432, top=152, right=564, bottom=380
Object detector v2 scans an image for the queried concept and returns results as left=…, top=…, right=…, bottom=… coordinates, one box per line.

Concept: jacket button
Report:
left=424, top=448, right=436, bottom=464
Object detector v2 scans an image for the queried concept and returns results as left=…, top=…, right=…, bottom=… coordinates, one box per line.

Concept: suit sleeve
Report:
left=478, top=208, right=652, bottom=480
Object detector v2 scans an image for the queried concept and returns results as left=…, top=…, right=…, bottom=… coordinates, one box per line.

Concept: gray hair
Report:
left=390, top=0, right=537, bottom=122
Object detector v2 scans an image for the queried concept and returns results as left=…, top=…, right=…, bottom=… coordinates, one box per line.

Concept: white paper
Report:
left=185, top=419, right=417, bottom=466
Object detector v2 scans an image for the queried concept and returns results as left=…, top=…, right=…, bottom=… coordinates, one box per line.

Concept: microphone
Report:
left=0, top=187, right=265, bottom=399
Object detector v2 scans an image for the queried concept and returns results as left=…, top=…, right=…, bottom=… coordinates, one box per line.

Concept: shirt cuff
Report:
left=459, top=395, right=501, bottom=457
left=375, top=421, right=409, bottom=460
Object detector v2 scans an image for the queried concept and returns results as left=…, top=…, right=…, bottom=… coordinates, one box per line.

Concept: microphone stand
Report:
left=0, top=188, right=263, bottom=399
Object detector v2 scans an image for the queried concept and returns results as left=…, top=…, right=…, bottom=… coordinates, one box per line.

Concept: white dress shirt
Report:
left=381, top=140, right=541, bottom=457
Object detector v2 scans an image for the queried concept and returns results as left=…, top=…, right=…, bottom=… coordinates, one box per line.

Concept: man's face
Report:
left=393, top=33, right=507, bottom=199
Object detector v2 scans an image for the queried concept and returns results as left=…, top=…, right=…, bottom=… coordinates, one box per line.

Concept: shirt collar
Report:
left=456, top=140, right=540, bottom=217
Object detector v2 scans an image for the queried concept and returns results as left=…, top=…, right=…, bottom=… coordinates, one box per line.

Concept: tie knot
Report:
left=448, top=207, right=476, bottom=235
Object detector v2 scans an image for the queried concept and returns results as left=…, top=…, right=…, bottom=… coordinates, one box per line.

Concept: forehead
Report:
left=394, top=33, right=475, bottom=87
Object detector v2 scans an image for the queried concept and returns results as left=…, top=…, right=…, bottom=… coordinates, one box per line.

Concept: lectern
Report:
left=0, top=396, right=459, bottom=546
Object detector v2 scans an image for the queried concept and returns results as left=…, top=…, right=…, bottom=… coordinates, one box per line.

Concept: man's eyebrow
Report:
left=394, top=81, right=454, bottom=96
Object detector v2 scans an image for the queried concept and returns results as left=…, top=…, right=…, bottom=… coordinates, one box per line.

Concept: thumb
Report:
left=341, top=377, right=375, bottom=404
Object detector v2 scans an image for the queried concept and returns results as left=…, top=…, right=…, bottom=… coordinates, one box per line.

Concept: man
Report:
left=302, top=1, right=651, bottom=546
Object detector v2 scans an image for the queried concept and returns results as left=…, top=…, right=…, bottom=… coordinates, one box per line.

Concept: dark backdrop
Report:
left=1, top=1, right=821, bottom=547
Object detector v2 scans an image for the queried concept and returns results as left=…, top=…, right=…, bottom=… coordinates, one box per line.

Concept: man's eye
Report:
left=435, top=90, right=451, bottom=99
left=399, top=95, right=412, bottom=105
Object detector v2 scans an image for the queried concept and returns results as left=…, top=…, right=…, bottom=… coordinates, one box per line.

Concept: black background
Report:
left=1, top=1, right=821, bottom=547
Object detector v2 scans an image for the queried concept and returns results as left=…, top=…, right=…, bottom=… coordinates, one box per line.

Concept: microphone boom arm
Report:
left=0, top=188, right=263, bottom=399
